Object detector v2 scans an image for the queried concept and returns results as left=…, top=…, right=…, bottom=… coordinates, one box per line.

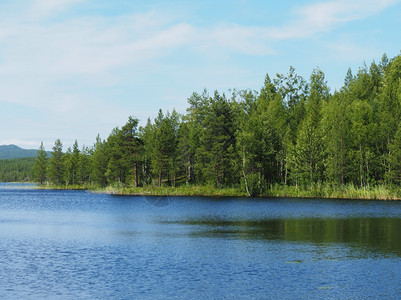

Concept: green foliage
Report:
left=32, top=142, right=47, bottom=184
left=78, top=146, right=91, bottom=185
left=48, top=139, right=64, bottom=185
left=0, top=157, right=35, bottom=182
left=20, top=53, right=401, bottom=198
left=141, top=110, right=180, bottom=187
left=91, top=135, right=108, bottom=187
left=289, top=69, right=327, bottom=186
left=196, top=91, right=238, bottom=187
left=64, top=140, right=80, bottom=185
left=321, top=92, right=350, bottom=185
left=388, top=123, right=401, bottom=184
left=0, top=144, right=46, bottom=159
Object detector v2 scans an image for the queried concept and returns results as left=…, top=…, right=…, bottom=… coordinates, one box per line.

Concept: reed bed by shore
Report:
left=26, top=182, right=401, bottom=200
left=97, top=183, right=401, bottom=200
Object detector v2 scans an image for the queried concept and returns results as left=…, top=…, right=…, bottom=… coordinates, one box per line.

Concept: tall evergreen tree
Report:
left=198, top=91, right=237, bottom=187
left=118, top=116, right=141, bottom=187
left=20, top=53, right=401, bottom=193
left=379, top=56, right=401, bottom=181
left=48, top=139, right=64, bottom=185
left=91, top=135, right=108, bottom=187
left=348, top=100, right=376, bottom=187
left=78, top=145, right=91, bottom=185
left=322, top=92, right=350, bottom=185
left=32, top=142, right=48, bottom=185
left=288, top=69, right=328, bottom=186
left=150, top=110, right=180, bottom=186
left=388, top=123, right=401, bottom=184
left=274, top=67, right=308, bottom=182
left=64, top=140, right=80, bottom=185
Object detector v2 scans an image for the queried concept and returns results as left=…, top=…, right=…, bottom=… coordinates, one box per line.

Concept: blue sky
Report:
left=0, top=0, right=400, bottom=150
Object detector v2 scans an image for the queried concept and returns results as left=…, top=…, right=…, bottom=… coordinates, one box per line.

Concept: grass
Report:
left=267, top=183, right=401, bottom=200
left=100, top=184, right=247, bottom=197
left=34, top=182, right=401, bottom=200
left=36, top=183, right=91, bottom=190
left=95, top=183, right=401, bottom=200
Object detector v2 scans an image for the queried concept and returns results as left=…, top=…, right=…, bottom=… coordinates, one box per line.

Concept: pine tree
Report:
left=150, top=110, right=179, bottom=186
left=91, top=135, right=108, bottom=187
left=32, top=142, right=48, bottom=185
left=119, top=116, right=141, bottom=187
left=64, top=140, right=80, bottom=185
left=289, top=69, right=328, bottom=186
left=321, top=92, right=350, bottom=186
left=48, top=139, right=64, bottom=185
left=198, top=91, right=237, bottom=187
left=389, top=123, right=401, bottom=184
left=78, top=145, right=91, bottom=185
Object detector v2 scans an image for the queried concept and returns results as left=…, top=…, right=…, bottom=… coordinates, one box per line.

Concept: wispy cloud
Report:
left=1, top=0, right=397, bottom=91
left=3, top=0, right=397, bottom=85
left=0, top=6, right=274, bottom=111
left=0, top=0, right=399, bottom=148
left=268, top=0, right=400, bottom=39
left=0, top=0, right=397, bottom=111
left=29, top=0, right=86, bottom=19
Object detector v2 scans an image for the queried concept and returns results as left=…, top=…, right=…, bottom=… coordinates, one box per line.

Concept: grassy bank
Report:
left=32, top=183, right=401, bottom=200
left=99, top=185, right=247, bottom=197
left=96, top=183, right=401, bottom=200
left=36, top=184, right=91, bottom=190
left=266, top=183, right=401, bottom=200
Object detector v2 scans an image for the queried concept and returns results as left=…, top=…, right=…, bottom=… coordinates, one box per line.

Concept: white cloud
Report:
left=0, top=0, right=399, bottom=148
left=29, top=0, right=87, bottom=19
left=0, top=7, right=276, bottom=117
left=2, top=0, right=396, bottom=91
left=0, top=14, right=195, bottom=77
left=0, top=0, right=396, bottom=109
left=268, top=0, right=401, bottom=40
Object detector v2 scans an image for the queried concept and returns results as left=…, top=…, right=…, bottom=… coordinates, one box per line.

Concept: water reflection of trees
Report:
left=182, top=218, right=401, bottom=256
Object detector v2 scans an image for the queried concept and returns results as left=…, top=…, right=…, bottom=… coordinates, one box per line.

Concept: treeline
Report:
left=33, top=53, right=401, bottom=195
left=0, top=157, right=35, bottom=182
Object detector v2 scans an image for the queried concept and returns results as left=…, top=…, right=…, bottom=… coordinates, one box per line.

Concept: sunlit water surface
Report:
left=1, top=185, right=401, bottom=299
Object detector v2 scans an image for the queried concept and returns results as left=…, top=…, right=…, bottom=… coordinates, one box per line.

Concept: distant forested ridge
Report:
left=0, top=144, right=48, bottom=159
left=0, top=157, right=35, bottom=182
left=32, top=53, right=401, bottom=195
left=0, top=145, right=48, bottom=182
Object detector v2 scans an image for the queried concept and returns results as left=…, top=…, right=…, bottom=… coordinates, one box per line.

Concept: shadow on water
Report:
left=164, top=217, right=401, bottom=257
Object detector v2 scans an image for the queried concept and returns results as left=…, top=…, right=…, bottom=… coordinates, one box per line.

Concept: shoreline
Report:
left=5, top=182, right=401, bottom=201
left=93, top=185, right=401, bottom=201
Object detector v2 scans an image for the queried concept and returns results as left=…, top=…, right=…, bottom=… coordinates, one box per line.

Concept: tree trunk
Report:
left=187, top=165, right=191, bottom=184
left=242, top=146, right=250, bottom=196
left=359, top=145, right=363, bottom=188
left=340, top=136, right=344, bottom=185
left=134, top=161, right=138, bottom=188
left=285, top=166, right=288, bottom=185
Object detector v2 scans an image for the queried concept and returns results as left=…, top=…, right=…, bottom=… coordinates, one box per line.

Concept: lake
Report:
left=0, top=185, right=400, bottom=299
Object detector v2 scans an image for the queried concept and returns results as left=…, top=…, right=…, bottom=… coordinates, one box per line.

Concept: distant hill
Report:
left=0, top=157, right=35, bottom=182
left=0, top=144, right=45, bottom=159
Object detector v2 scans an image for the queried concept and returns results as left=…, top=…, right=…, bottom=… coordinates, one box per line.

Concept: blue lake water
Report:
left=0, top=185, right=401, bottom=299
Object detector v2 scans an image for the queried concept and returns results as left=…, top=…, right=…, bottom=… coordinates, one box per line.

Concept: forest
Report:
left=0, top=157, right=34, bottom=182
left=31, top=53, right=401, bottom=197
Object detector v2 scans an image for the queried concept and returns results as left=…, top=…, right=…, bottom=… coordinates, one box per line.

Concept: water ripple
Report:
left=0, top=189, right=400, bottom=299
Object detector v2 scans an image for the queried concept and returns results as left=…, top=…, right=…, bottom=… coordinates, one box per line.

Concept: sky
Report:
left=0, top=0, right=400, bottom=150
